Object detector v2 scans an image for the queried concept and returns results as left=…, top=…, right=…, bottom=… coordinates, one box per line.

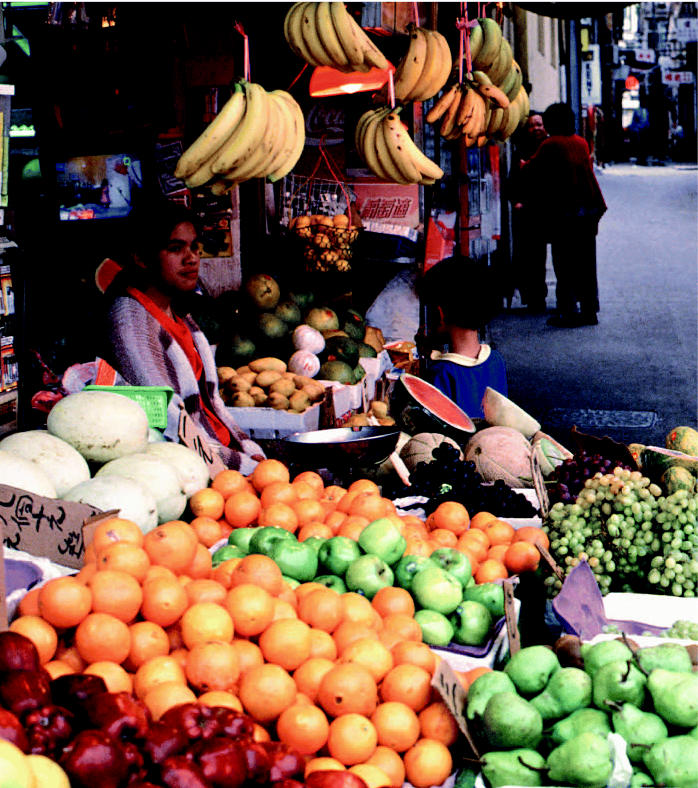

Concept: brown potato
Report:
left=249, top=386, right=267, bottom=406
left=217, top=366, right=236, bottom=386
left=267, top=392, right=289, bottom=410
left=270, top=378, right=296, bottom=398
left=236, top=365, right=252, bottom=375
left=293, top=374, right=316, bottom=389
left=227, top=377, right=252, bottom=394
left=288, top=390, right=310, bottom=413
left=231, top=392, right=255, bottom=407
left=370, top=400, right=389, bottom=419
left=238, top=371, right=257, bottom=385
left=249, top=357, right=287, bottom=374
left=302, top=383, right=326, bottom=403
left=255, top=370, right=284, bottom=388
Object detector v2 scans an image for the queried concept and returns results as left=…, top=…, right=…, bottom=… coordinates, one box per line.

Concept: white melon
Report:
left=481, top=387, right=541, bottom=439
left=144, top=441, right=211, bottom=497
left=288, top=350, right=321, bottom=378
left=95, top=452, right=186, bottom=523
left=292, top=324, right=325, bottom=355
left=0, top=430, right=91, bottom=497
left=62, top=476, right=158, bottom=532
left=0, top=449, right=57, bottom=497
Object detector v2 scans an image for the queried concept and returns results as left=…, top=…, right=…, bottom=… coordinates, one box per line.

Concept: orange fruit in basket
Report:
left=293, top=471, right=325, bottom=496
left=185, top=578, right=227, bottom=606
left=224, top=490, right=261, bottom=528
left=504, top=540, right=541, bottom=573
left=251, top=459, right=290, bottom=492
left=190, top=516, right=225, bottom=548
left=380, top=664, right=432, bottom=712
left=75, top=612, right=131, bottom=665
left=225, top=583, right=275, bottom=637
left=348, top=479, right=381, bottom=496
left=232, top=639, right=264, bottom=676
left=184, top=543, right=213, bottom=579
left=404, top=538, right=432, bottom=558
left=429, top=501, right=470, bottom=536
left=456, top=532, right=489, bottom=562
left=335, top=490, right=361, bottom=515
left=260, top=481, right=298, bottom=508
left=347, top=493, right=390, bottom=522
left=134, top=654, right=187, bottom=699
left=418, top=701, right=459, bottom=746
left=469, top=511, right=497, bottom=531
left=92, top=517, right=145, bottom=552
left=198, top=690, right=243, bottom=712
left=341, top=592, right=377, bottom=628
left=403, top=738, right=453, bottom=788
left=291, top=480, right=319, bottom=501
left=339, top=637, right=394, bottom=683
left=513, top=525, right=550, bottom=551
left=259, top=618, right=312, bottom=671
left=298, top=522, right=333, bottom=541
left=327, top=713, right=378, bottom=766
left=366, top=746, right=406, bottom=788
left=308, top=628, right=338, bottom=660
left=141, top=575, right=188, bottom=627
left=88, top=569, right=143, bottom=623
left=305, top=757, right=346, bottom=778
left=277, top=703, right=330, bottom=755
left=17, top=586, right=41, bottom=617
left=211, top=558, right=243, bottom=589
left=258, top=502, right=298, bottom=533
left=143, top=521, right=197, bottom=573
left=487, top=544, right=509, bottom=563
left=336, top=515, right=368, bottom=540
left=189, top=487, right=225, bottom=520
left=127, top=621, right=170, bottom=669
left=333, top=621, right=376, bottom=656
left=372, top=586, right=415, bottom=618
left=475, top=558, right=509, bottom=584
left=229, top=554, right=284, bottom=596
left=185, top=641, right=240, bottom=692
left=293, top=498, right=327, bottom=528
left=144, top=682, right=197, bottom=722
left=297, top=589, right=343, bottom=633
left=391, top=641, right=436, bottom=675
left=84, top=660, right=133, bottom=694
left=97, top=542, right=151, bottom=582
left=9, top=615, right=57, bottom=664
left=382, top=613, right=422, bottom=643
left=38, top=576, right=92, bottom=629
left=293, top=656, right=335, bottom=703
left=321, top=484, right=347, bottom=505
left=485, top=519, right=516, bottom=546
left=212, top=469, right=251, bottom=499
left=238, top=662, right=297, bottom=722
left=317, top=663, right=378, bottom=718
left=180, top=602, right=234, bottom=648
left=272, top=599, right=299, bottom=622
left=371, top=701, right=420, bottom=752
left=429, top=528, right=458, bottom=548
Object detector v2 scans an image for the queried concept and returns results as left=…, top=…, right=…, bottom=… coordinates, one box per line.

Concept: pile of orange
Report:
left=11, top=510, right=460, bottom=788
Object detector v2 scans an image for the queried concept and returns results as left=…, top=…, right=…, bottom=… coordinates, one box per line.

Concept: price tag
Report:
left=81, top=509, right=120, bottom=557
left=432, top=658, right=480, bottom=758
left=177, top=405, right=227, bottom=479
left=503, top=578, right=521, bottom=656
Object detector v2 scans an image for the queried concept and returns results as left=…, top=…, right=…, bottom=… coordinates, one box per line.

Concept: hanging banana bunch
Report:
left=284, top=1, right=389, bottom=73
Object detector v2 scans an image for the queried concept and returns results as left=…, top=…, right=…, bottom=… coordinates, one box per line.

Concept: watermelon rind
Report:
left=400, top=374, right=476, bottom=435
left=641, top=446, right=698, bottom=479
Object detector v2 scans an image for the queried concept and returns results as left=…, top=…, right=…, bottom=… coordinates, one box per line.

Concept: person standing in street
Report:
left=520, top=103, right=607, bottom=327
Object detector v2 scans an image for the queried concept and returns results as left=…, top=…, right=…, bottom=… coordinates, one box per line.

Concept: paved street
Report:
left=489, top=163, right=698, bottom=450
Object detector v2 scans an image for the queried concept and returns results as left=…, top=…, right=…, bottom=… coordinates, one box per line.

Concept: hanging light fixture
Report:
left=308, top=62, right=394, bottom=98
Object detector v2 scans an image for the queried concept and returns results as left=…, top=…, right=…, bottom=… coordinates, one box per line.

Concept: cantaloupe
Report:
left=47, top=391, right=149, bottom=463
left=0, top=430, right=90, bottom=497
left=95, top=453, right=186, bottom=523
left=464, top=426, right=533, bottom=487
left=481, top=387, right=541, bottom=438
left=399, top=432, right=463, bottom=473
left=62, top=476, right=158, bottom=533
left=0, top=450, right=57, bottom=497
left=144, top=441, right=210, bottom=497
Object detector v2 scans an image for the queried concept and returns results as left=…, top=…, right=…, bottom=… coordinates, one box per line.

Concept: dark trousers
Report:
left=549, top=217, right=600, bottom=317
left=513, top=210, right=548, bottom=308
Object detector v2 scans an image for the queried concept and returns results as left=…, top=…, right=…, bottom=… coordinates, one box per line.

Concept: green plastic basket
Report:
left=84, top=385, right=174, bottom=430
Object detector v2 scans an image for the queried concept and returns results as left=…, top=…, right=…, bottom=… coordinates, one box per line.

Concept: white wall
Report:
left=525, top=11, right=562, bottom=114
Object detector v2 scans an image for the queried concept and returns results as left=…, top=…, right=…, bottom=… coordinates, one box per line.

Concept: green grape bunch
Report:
left=542, top=467, right=698, bottom=598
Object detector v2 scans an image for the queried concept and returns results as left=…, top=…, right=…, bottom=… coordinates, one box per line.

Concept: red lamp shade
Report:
left=309, top=63, right=394, bottom=97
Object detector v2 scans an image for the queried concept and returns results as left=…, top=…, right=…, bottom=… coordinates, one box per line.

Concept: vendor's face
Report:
left=158, top=221, right=200, bottom=293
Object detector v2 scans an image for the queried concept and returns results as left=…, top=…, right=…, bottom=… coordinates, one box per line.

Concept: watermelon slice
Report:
left=395, top=373, right=476, bottom=435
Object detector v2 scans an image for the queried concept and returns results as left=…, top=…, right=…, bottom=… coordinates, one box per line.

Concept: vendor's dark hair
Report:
left=542, top=103, right=576, bottom=136
left=417, top=256, right=502, bottom=329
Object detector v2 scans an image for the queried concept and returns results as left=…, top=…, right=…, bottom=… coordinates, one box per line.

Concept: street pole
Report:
left=566, top=18, right=582, bottom=134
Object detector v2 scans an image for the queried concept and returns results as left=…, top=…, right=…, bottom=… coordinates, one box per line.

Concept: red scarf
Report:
left=126, top=287, right=230, bottom=446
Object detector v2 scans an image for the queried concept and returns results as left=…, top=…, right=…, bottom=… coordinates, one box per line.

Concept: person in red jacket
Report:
left=520, top=103, right=607, bottom=327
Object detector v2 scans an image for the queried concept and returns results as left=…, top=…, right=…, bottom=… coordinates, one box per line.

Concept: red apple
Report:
left=272, top=781, right=306, bottom=788
left=142, top=721, right=189, bottom=765
left=0, top=631, right=42, bottom=672
left=208, top=706, right=256, bottom=740
left=0, top=707, right=29, bottom=752
left=0, top=668, right=51, bottom=716
left=159, top=703, right=225, bottom=742
left=191, top=736, right=247, bottom=787
left=263, top=742, right=305, bottom=783
left=24, top=703, right=75, bottom=756
left=84, top=690, right=152, bottom=740
left=60, top=728, right=130, bottom=788
left=50, top=673, right=108, bottom=716
left=238, top=740, right=272, bottom=783
left=305, top=772, right=368, bottom=788
left=159, top=755, right=211, bottom=788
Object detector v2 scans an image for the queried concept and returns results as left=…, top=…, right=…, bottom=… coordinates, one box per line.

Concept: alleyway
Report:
left=489, top=163, right=698, bottom=448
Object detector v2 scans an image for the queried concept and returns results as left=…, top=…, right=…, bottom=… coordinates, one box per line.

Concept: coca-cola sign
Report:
left=304, top=102, right=345, bottom=146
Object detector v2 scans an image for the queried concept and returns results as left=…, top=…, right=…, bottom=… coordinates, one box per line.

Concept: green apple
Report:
left=269, top=540, right=318, bottom=582
left=451, top=600, right=493, bottom=646
left=319, top=536, right=362, bottom=576
left=394, top=555, right=437, bottom=591
left=414, top=609, right=455, bottom=647
left=228, top=526, right=261, bottom=554
left=464, top=582, right=505, bottom=619
left=465, top=575, right=476, bottom=590
left=249, top=526, right=296, bottom=556
left=358, top=517, right=407, bottom=565
left=411, top=565, right=463, bottom=615
left=315, top=574, right=347, bottom=593
left=282, top=575, right=300, bottom=589
left=430, top=547, right=473, bottom=587
left=345, top=554, right=394, bottom=599
left=303, top=536, right=328, bottom=555
left=211, top=544, right=245, bottom=567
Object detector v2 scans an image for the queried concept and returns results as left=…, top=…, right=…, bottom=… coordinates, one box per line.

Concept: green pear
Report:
left=592, top=659, right=646, bottom=709
left=642, top=735, right=698, bottom=788
left=581, top=638, right=634, bottom=677
left=546, top=731, right=613, bottom=788
left=647, top=668, right=698, bottom=728
left=550, top=708, right=611, bottom=746
left=504, top=645, right=560, bottom=695
left=530, top=667, right=592, bottom=721
left=453, top=766, right=478, bottom=788
left=637, top=642, right=693, bottom=674
left=481, top=692, right=543, bottom=750
left=610, top=701, right=668, bottom=762
left=690, top=725, right=698, bottom=740
left=629, top=770, right=654, bottom=787
left=465, top=670, right=516, bottom=722
left=480, top=749, right=546, bottom=787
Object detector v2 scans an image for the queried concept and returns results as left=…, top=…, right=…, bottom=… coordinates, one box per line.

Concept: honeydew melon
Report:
left=0, top=449, right=57, bottom=497
left=481, top=386, right=541, bottom=438
left=0, top=430, right=90, bottom=497
left=62, top=475, right=158, bottom=533
left=144, top=441, right=210, bottom=497
left=95, top=452, right=187, bottom=523
left=47, top=390, right=149, bottom=463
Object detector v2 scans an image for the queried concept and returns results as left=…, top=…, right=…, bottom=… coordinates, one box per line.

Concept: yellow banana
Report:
left=375, top=118, right=414, bottom=183
left=301, top=2, right=334, bottom=66
left=463, top=90, right=486, bottom=137
left=380, top=114, right=421, bottom=183
left=468, top=21, right=483, bottom=66
left=286, top=2, right=316, bottom=65
left=329, top=1, right=366, bottom=68
left=219, top=92, right=278, bottom=182
left=426, top=83, right=459, bottom=124
left=211, top=81, right=270, bottom=175
left=499, top=96, right=521, bottom=140
left=184, top=158, right=216, bottom=189
left=360, top=32, right=389, bottom=70
left=475, top=81, right=510, bottom=109
left=487, top=105, right=505, bottom=136
left=175, top=83, right=246, bottom=180
left=284, top=2, right=306, bottom=59
left=268, top=92, right=306, bottom=181
left=263, top=93, right=295, bottom=176
left=499, top=60, right=519, bottom=97
left=315, top=1, right=350, bottom=68
left=394, top=24, right=429, bottom=101
left=406, top=29, right=446, bottom=102
left=473, top=17, right=502, bottom=70
left=518, top=86, right=530, bottom=125
left=440, top=84, right=462, bottom=137
left=430, top=29, right=454, bottom=98
left=210, top=179, right=235, bottom=196
left=456, top=85, right=478, bottom=128
left=385, top=110, right=443, bottom=180
left=360, top=110, right=392, bottom=180
left=491, top=38, right=513, bottom=86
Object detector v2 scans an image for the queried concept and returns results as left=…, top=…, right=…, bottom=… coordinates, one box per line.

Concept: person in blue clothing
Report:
left=418, top=256, right=507, bottom=420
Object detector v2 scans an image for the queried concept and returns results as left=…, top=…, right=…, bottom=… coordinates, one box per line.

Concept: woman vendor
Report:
left=103, top=200, right=265, bottom=474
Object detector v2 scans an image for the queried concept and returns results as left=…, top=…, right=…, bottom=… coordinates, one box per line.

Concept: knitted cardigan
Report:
left=106, top=294, right=264, bottom=474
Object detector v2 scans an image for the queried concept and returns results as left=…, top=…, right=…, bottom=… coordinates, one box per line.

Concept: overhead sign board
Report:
left=634, top=48, right=656, bottom=64
left=662, top=70, right=695, bottom=85
left=675, top=18, right=698, bottom=43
